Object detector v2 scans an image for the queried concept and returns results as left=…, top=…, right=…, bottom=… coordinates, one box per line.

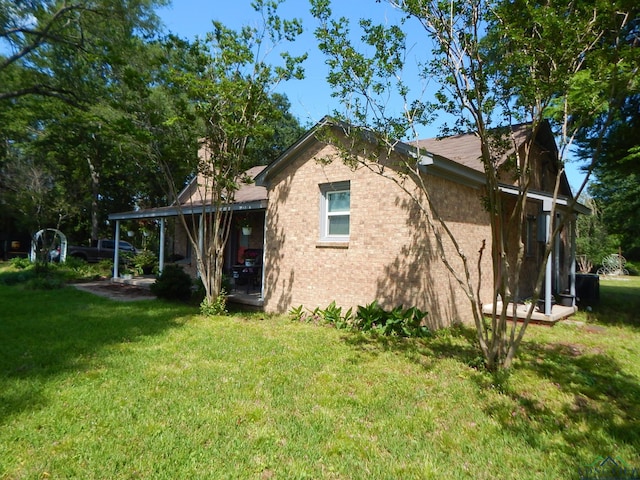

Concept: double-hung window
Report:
left=320, top=181, right=350, bottom=241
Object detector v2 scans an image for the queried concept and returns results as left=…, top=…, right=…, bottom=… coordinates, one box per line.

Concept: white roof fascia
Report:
left=108, top=200, right=268, bottom=221
left=416, top=152, right=486, bottom=188
left=497, top=185, right=590, bottom=214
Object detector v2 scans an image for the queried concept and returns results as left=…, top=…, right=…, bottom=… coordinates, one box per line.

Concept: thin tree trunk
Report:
left=87, top=156, right=100, bottom=243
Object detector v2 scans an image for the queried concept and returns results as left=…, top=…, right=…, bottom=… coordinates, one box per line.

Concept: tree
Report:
left=0, top=2, right=186, bottom=243
left=0, top=92, right=81, bottom=237
left=584, top=95, right=640, bottom=258
left=30, top=35, right=200, bottom=243
left=0, top=0, right=166, bottom=104
left=575, top=196, right=618, bottom=273
left=311, top=0, right=638, bottom=370
left=163, top=0, right=306, bottom=311
left=244, top=93, right=307, bottom=165
left=0, top=156, right=65, bottom=233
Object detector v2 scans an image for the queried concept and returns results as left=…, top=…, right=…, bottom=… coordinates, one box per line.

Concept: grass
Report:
left=1, top=264, right=639, bottom=479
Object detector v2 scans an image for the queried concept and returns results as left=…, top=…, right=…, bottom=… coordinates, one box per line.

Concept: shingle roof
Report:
left=413, top=123, right=532, bottom=173
left=234, top=166, right=268, bottom=203
left=178, top=165, right=267, bottom=206
left=108, top=166, right=268, bottom=221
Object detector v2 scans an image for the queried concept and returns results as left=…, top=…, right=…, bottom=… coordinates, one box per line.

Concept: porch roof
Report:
left=108, top=199, right=268, bottom=221
left=108, top=166, right=268, bottom=221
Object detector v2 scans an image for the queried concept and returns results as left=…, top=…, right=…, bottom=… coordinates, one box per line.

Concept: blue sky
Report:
left=156, top=0, right=588, bottom=191
left=157, top=0, right=407, bottom=128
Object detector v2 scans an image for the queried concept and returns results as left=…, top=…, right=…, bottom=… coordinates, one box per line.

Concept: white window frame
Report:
left=319, top=181, right=350, bottom=242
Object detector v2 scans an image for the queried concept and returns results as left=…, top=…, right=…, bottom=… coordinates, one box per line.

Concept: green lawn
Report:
left=1, top=273, right=639, bottom=479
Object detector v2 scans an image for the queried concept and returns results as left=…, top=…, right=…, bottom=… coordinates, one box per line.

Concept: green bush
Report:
left=290, top=300, right=430, bottom=338
left=9, top=257, right=31, bottom=269
left=63, top=255, right=91, bottom=271
left=0, top=268, right=35, bottom=285
left=24, top=275, right=65, bottom=290
left=200, top=290, right=228, bottom=316
left=1, top=256, right=113, bottom=285
left=133, top=249, right=157, bottom=275
left=53, top=257, right=113, bottom=282
left=95, top=259, right=115, bottom=277
left=625, top=260, right=639, bottom=276
left=353, top=301, right=430, bottom=337
left=119, top=251, right=139, bottom=275
left=150, top=265, right=193, bottom=302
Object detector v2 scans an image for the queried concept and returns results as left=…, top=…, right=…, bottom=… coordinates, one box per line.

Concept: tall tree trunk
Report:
left=87, top=157, right=100, bottom=243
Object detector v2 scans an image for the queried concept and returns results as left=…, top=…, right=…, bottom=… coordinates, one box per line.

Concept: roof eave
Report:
left=108, top=199, right=268, bottom=221
left=417, top=152, right=486, bottom=188
left=498, top=185, right=591, bottom=214
left=255, top=116, right=334, bottom=187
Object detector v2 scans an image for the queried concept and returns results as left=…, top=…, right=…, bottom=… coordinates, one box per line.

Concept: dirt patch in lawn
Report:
left=72, top=280, right=156, bottom=302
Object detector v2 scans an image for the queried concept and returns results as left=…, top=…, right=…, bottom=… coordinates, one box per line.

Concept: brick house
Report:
left=109, top=117, right=585, bottom=325
left=252, top=117, right=584, bottom=324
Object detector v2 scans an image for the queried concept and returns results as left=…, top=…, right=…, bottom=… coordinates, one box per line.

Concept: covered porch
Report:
left=107, top=166, right=269, bottom=309
left=107, top=205, right=266, bottom=309
left=497, top=185, right=591, bottom=319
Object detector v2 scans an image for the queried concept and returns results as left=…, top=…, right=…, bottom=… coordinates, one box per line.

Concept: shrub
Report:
left=352, top=300, right=385, bottom=331
left=0, top=268, right=35, bottom=285
left=150, top=265, right=192, bottom=302
left=625, top=260, right=639, bottom=276
left=24, top=275, right=65, bottom=290
left=321, top=301, right=352, bottom=329
left=63, top=255, right=89, bottom=270
left=133, top=249, right=157, bottom=275
left=200, top=291, right=228, bottom=316
left=95, top=259, right=115, bottom=277
left=289, top=305, right=306, bottom=322
left=290, top=300, right=430, bottom=338
left=353, top=301, right=430, bottom=337
left=1, top=256, right=113, bottom=285
left=9, top=257, right=31, bottom=269
left=120, top=251, right=139, bottom=275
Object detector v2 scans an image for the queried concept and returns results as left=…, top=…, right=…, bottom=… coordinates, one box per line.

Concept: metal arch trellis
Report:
left=596, top=253, right=629, bottom=276
left=30, top=228, right=68, bottom=263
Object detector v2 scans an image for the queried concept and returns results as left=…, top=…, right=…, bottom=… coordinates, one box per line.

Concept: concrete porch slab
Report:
left=111, top=275, right=156, bottom=289
left=227, top=291, right=264, bottom=310
left=482, top=302, right=578, bottom=325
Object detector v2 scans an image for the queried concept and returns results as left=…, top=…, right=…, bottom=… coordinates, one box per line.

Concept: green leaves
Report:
left=312, top=0, right=420, bottom=139
left=290, top=300, right=431, bottom=338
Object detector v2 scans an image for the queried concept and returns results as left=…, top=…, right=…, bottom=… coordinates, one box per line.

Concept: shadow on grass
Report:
left=340, top=319, right=640, bottom=467
left=586, top=280, right=640, bottom=329
left=339, top=324, right=482, bottom=371
left=478, top=340, right=640, bottom=467
left=0, top=284, right=195, bottom=424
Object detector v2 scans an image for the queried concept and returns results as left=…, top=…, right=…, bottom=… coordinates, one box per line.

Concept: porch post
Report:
left=569, top=215, right=576, bottom=305
left=159, top=218, right=165, bottom=274
left=543, top=201, right=552, bottom=316
left=260, top=211, right=267, bottom=300
left=198, top=214, right=204, bottom=279
left=554, top=215, right=560, bottom=296
left=113, top=220, right=121, bottom=279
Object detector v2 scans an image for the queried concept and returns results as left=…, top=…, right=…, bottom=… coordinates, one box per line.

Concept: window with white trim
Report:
left=320, top=181, right=350, bottom=241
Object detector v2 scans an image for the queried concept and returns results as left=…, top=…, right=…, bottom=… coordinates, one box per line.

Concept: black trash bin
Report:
left=574, top=273, right=600, bottom=304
